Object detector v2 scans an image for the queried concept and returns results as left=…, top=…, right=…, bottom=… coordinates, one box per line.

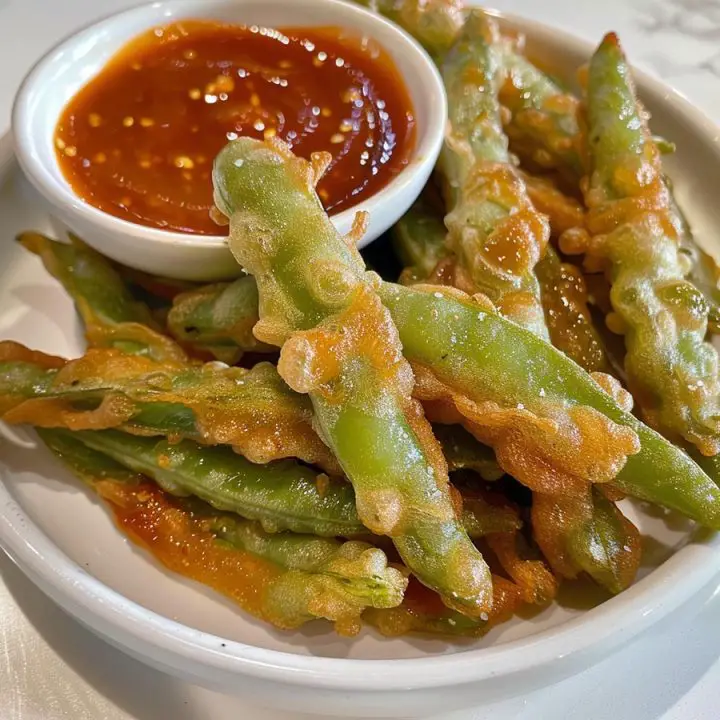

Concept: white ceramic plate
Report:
left=2, top=10, right=720, bottom=720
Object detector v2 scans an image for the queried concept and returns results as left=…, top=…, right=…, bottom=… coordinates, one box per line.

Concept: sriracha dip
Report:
left=53, top=20, right=417, bottom=235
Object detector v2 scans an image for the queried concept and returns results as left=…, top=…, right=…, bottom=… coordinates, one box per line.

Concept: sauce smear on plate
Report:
left=54, top=21, right=416, bottom=234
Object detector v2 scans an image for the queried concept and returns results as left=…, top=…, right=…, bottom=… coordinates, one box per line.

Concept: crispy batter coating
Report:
left=485, top=531, right=558, bottom=605
left=19, top=232, right=185, bottom=363
left=362, top=0, right=464, bottom=59
left=413, top=356, right=639, bottom=497
left=214, top=136, right=492, bottom=616
left=521, top=172, right=585, bottom=236
left=500, top=53, right=583, bottom=178
left=102, top=482, right=405, bottom=634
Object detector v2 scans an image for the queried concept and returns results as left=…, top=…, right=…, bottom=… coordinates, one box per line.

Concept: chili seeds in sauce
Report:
left=54, top=21, right=416, bottom=235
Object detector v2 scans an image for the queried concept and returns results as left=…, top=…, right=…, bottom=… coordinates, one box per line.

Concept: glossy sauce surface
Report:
left=54, top=21, right=416, bottom=234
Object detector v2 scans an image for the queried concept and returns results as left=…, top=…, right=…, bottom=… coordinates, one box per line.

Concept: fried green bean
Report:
left=167, top=277, right=273, bottom=363
left=378, top=282, right=720, bottom=527
left=499, top=51, right=583, bottom=178
left=64, top=428, right=361, bottom=537
left=212, top=515, right=407, bottom=633
left=582, top=33, right=720, bottom=456
left=392, top=199, right=448, bottom=284
left=670, top=192, right=720, bottom=334
left=440, top=12, right=550, bottom=336
left=213, top=136, right=492, bottom=617
left=53, top=426, right=513, bottom=543
left=19, top=232, right=186, bottom=363
left=366, top=575, right=523, bottom=638
left=362, top=0, right=464, bottom=60
left=536, top=246, right=610, bottom=373
left=357, top=0, right=583, bottom=179
left=0, top=341, right=338, bottom=473
left=39, top=429, right=405, bottom=634
left=433, top=424, right=503, bottom=481
left=532, top=486, right=641, bottom=593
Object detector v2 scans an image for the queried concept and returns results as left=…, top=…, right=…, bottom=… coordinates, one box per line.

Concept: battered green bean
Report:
left=0, top=341, right=337, bottom=473
left=214, top=136, right=492, bottom=616
left=670, top=192, right=720, bottom=334
left=499, top=51, right=583, bottom=177
left=536, top=246, right=610, bottom=373
left=583, top=33, right=720, bottom=456
left=167, top=277, right=273, bottom=363
left=441, top=12, right=549, bottom=336
left=392, top=199, right=448, bottom=284
left=19, top=232, right=185, bottom=363
left=433, top=424, right=503, bottom=481
left=532, top=486, right=641, bottom=593
left=39, top=428, right=406, bottom=634
left=363, top=0, right=463, bottom=60
left=213, top=516, right=408, bottom=632
left=65, top=428, right=361, bottom=537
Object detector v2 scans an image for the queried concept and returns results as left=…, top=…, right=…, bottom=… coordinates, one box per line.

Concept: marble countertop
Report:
left=2, top=0, right=720, bottom=718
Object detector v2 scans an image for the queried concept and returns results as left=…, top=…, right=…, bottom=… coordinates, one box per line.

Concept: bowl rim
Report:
left=10, top=0, right=446, bottom=249
left=4, top=5, right=720, bottom=694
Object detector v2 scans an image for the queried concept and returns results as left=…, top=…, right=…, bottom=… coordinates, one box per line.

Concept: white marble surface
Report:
left=2, top=0, right=720, bottom=718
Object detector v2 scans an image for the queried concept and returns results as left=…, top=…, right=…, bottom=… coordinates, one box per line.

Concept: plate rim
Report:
left=1, top=4, right=720, bottom=693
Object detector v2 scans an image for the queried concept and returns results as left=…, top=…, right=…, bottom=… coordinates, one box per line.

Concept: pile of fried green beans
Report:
left=3, top=1, right=720, bottom=638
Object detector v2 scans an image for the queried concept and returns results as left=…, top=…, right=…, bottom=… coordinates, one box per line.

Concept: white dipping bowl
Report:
left=11, top=0, right=446, bottom=281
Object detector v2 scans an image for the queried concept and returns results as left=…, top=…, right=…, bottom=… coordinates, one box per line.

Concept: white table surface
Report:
left=2, top=0, right=720, bottom=718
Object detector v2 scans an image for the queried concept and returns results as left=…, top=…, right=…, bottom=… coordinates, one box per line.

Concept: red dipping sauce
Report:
left=54, top=20, right=417, bottom=235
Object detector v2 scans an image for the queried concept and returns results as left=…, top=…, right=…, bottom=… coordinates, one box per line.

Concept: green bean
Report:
left=433, top=424, right=503, bottom=481
left=0, top=342, right=63, bottom=413
left=532, top=486, right=641, bottom=593
left=38, top=428, right=405, bottom=634
left=441, top=12, right=550, bottom=336
left=366, top=575, right=522, bottom=638
left=0, top=341, right=337, bottom=473
left=59, top=425, right=515, bottom=541
left=167, top=277, right=273, bottom=363
left=36, top=427, right=142, bottom=487
left=584, top=33, right=720, bottom=456
left=499, top=51, right=583, bottom=177
left=214, top=137, right=492, bottom=617
left=64, top=428, right=361, bottom=537
left=213, top=516, right=408, bottom=632
left=669, top=191, right=720, bottom=334
left=461, top=495, right=521, bottom=538
left=360, top=0, right=464, bottom=60
left=392, top=199, right=448, bottom=284
left=19, top=232, right=185, bottom=363
left=536, top=246, right=610, bottom=373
